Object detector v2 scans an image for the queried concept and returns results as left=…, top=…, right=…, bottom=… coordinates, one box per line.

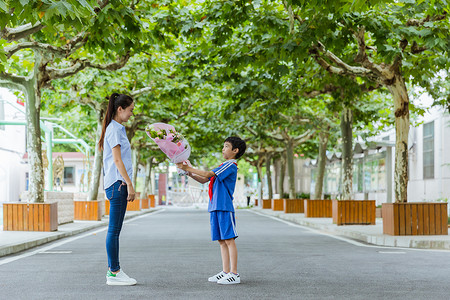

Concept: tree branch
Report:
left=131, top=86, right=152, bottom=97
left=0, top=71, right=27, bottom=92
left=302, top=84, right=339, bottom=98
left=0, top=22, right=45, bottom=41
left=359, top=82, right=381, bottom=93
left=352, top=27, right=388, bottom=78
left=311, top=40, right=386, bottom=83
left=245, top=126, right=260, bottom=137
left=246, top=125, right=285, bottom=142
left=64, top=32, right=90, bottom=56
left=406, top=12, right=447, bottom=26
left=309, top=46, right=349, bottom=76
left=177, top=102, right=195, bottom=119
left=5, top=41, right=67, bottom=58
left=293, top=129, right=314, bottom=144
left=278, top=112, right=309, bottom=123
left=410, top=41, right=427, bottom=54
left=283, top=1, right=295, bottom=34
left=46, top=53, right=131, bottom=82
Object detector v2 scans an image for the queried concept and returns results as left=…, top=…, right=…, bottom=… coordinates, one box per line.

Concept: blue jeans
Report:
left=105, top=180, right=128, bottom=272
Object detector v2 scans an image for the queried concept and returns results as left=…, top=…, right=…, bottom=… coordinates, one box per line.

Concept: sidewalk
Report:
left=252, top=207, right=450, bottom=250
left=0, top=208, right=161, bottom=257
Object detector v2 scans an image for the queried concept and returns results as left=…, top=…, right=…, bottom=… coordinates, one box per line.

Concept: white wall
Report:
left=442, top=113, right=450, bottom=201
left=408, top=107, right=450, bottom=202
left=0, top=89, right=27, bottom=203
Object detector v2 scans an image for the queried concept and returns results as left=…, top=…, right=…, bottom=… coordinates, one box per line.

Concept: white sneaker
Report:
left=208, top=271, right=228, bottom=282
left=217, top=272, right=240, bottom=284
left=106, top=270, right=137, bottom=286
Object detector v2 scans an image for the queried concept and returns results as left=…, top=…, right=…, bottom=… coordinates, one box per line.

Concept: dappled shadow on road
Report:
left=1, top=208, right=450, bottom=299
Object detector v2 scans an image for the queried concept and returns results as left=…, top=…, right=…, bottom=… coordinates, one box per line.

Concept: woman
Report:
left=98, top=93, right=136, bottom=286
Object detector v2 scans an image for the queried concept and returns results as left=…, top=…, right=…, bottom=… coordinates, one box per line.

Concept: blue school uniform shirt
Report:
left=103, top=120, right=133, bottom=190
left=208, top=159, right=238, bottom=212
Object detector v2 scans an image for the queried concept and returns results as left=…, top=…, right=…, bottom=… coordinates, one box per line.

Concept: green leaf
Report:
left=0, top=1, right=7, bottom=12
left=77, top=0, right=94, bottom=12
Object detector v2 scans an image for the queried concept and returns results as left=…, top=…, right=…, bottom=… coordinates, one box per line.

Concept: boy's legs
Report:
left=218, top=240, right=230, bottom=273
left=224, top=238, right=238, bottom=274
left=218, top=238, right=238, bottom=274
left=211, top=211, right=238, bottom=274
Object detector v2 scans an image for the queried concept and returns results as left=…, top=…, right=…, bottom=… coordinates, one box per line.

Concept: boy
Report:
left=176, top=136, right=246, bottom=285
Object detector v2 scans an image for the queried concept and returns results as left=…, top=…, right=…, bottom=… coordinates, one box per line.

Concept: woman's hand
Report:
left=176, top=162, right=188, bottom=171
left=127, top=184, right=136, bottom=202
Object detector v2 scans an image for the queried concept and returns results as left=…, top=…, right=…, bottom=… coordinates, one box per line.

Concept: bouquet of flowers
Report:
left=145, top=123, right=191, bottom=175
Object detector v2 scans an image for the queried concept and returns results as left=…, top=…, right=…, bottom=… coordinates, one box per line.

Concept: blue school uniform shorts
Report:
left=210, top=211, right=238, bottom=241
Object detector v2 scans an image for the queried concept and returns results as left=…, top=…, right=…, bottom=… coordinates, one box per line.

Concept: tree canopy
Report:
left=1, top=0, right=448, bottom=203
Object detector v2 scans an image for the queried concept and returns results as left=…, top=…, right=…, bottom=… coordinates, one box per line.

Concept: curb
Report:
left=252, top=208, right=450, bottom=251
left=0, top=208, right=161, bottom=257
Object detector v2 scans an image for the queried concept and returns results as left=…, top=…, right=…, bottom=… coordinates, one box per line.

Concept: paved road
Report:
left=1, top=208, right=449, bottom=299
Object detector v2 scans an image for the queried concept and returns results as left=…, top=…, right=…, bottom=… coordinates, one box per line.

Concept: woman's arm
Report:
left=112, top=145, right=135, bottom=201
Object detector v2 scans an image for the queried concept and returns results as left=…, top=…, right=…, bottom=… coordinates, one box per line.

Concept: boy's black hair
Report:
left=225, top=136, right=246, bottom=159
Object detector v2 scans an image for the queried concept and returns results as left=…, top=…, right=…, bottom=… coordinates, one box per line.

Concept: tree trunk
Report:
left=88, top=112, right=104, bottom=201
left=286, top=140, right=295, bottom=199
left=265, top=152, right=273, bottom=199
left=256, top=157, right=264, bottom=201
left=314, top=130, right=329, bottom=199
left=278, top=152, right=286, bottom=197
left=142, top=159, right=153, bottom=197
left=132, top=149, right=139, bottom=190
left=340, top=107, right=353, bottom=200
left=387, top=75, right=410, bottom=203
left=274, top=158, right=279, bottom=195
left=26, top=51, right=45, bottom=203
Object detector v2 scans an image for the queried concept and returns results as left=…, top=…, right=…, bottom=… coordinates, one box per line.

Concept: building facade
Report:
left=0, top=89, right=98, bottom=203
left=307, top=106, right=450, bottom=205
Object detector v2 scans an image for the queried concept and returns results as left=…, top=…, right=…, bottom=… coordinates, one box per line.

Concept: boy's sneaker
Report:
left=106, top=270, right=137, bottom=286
left=208, top=271, right=227, bottom=282
left=217, top=272, right=240, bottom=284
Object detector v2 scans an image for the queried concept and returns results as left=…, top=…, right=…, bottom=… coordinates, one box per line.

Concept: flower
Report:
left=146, top=125, right=184, bottom=144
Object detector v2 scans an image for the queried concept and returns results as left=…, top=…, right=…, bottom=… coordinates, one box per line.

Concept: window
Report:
left=423, top=121, right=434, bottom=179
left=64, top=167, right=75, bottom=184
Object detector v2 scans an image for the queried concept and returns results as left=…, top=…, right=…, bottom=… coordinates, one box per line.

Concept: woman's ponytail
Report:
left=98, top=93, right=133, bottom=150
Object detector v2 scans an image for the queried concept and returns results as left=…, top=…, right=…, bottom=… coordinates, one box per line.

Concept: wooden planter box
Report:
left=272, top=199, right=284, bottom=211
left=105, top=200, right=110, bottom=215
left=149, top=194, right=156, bottom=208
left=376, top=207, right=382, bottom=218
left=332, top=200, right=376, bottom=225
left=74, top=200, right=102, bottom=221
left=141, top=196, right=150, bottom=209
left=382, top=202, right=448, bottom=236
left=126, top=199, right=141, bottom=211
left=3, top=202, right=58, bottom=231
left=255, top=199, right=258, bottom=207
left=304, top=199, right=332, bottom=218
left=262, top=199, right=272, bottom=209
left=284, top=199, right=305, bottom=214
left=105, top=198, right=141, bottom=214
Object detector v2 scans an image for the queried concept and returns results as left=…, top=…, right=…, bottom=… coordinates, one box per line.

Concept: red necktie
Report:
left=209, top=163, right=222, bottom=202
left=208, top=176, right=215, bottom=202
